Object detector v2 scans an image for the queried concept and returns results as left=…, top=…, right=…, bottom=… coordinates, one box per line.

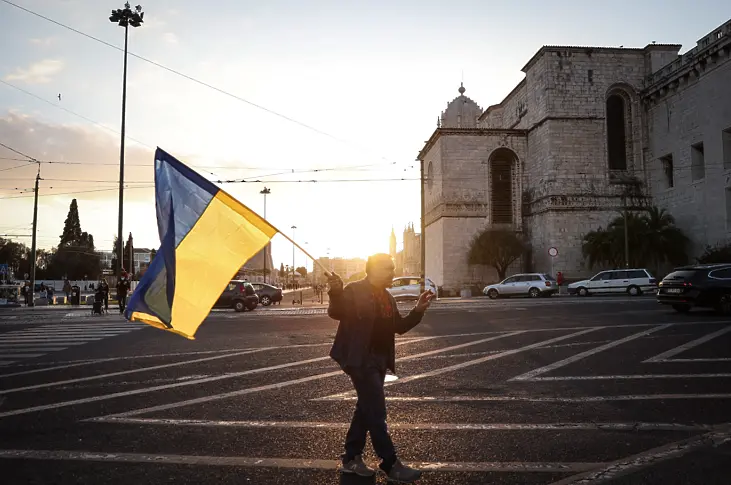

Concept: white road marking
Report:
left=510, top=325, right=673, bottom=381
left=0, top=347, right=68, bottom=352
left=524, top=373, right=731, bottom=381
left=0, top=361, right=16, bottom=366
left=372, top=393, right=731, bottom=402
left=87, top=417, right=721, bottom=432
left=0, top=339, right=425, bottom=419
left=0, top=353, right=43, bottom=358
left=318, top=328, right=602, bottom=401
left=0, top=348, right=274, bottom=395
left=0, top=449, right=607, bottom=473
left=657, top=357, right=731, bottom=362
left=643, top=325, right=731, bottom=363
left=96, top=333, right=525, bottom=419
left=548, top=424, right=731, bottom=484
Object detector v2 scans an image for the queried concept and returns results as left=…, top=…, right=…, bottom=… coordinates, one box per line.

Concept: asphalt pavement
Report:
left=1, top=296, right=731, bottom=484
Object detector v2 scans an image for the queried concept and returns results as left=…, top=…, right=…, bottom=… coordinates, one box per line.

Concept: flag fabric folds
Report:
left=124, top=148, right=278, bottom=339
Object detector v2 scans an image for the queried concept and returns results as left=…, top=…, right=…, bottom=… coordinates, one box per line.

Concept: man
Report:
left=327, top=253, right=435, bottom=483
left=116, top=272, right=130, bottom=314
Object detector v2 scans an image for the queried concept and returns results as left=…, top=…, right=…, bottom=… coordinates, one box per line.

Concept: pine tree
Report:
left=59, top=199, right=83, bottom=247
left=123, top=233, right=134, bottom=273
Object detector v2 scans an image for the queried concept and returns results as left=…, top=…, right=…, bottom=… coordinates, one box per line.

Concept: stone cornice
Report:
left=523, top=193, right=651, bottom=216
left=417, top=128, right=528, bottom=161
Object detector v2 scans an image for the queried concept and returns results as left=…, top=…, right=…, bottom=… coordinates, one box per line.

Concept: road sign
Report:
left=548, top=247, right=558, bottom=257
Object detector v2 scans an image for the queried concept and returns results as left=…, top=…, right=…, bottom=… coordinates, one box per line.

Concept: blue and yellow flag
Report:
left=124, top=148, right=278, bottom=339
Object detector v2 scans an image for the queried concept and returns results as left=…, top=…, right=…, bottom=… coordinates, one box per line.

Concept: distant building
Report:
left=391, top=224, right=422, bottom=276
left=97, top=250, right=113, bottom=270
left=312, top=257, right=366, bottom=283
left=235, top=244, right=274, bottom=282
left=133, top=248, right=152, bottom=274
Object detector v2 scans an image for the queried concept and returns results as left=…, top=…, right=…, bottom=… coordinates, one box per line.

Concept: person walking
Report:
left=99, top=279, right=110, bottom=313
left=116, top=273, right=130, bottom=314
left=327, top=253, right=435, bottom=483
left=63, top=279, right=72, bottom=303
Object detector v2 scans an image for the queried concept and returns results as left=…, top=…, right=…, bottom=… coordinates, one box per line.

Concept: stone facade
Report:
left=418, top=19, right=731, bottom=294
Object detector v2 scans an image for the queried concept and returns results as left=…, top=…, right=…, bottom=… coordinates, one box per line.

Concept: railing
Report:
left=645, top=19, right=731, bottom=86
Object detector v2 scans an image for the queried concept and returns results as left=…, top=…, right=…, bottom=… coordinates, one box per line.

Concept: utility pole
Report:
left=419, top=159, right=426, bottom=294
left=260, top=187, right=270, bottom=283
left=291, top=225, right=297, bottom=284
left=110, top=2, right=144, bottom=285
left=29, top=163, right=41, bottom=307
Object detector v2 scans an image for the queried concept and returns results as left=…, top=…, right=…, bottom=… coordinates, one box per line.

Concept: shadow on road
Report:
left=339, top=474, right=376, bottom=485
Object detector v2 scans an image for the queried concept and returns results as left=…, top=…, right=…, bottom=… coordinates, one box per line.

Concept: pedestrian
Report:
left=556, top=271, right=564, bottom=294
left=116, top=272, right=130, bottom=314
left=100, top=279, right=110, bottom=312
left=327, top=253, right=435, bottom=482
left=63, top=279, right=72, bottom=302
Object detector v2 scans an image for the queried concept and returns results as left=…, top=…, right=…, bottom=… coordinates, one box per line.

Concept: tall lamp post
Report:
left=260, top=187, right=270, bottom=283
left=109, top=2, right=144, bottom=283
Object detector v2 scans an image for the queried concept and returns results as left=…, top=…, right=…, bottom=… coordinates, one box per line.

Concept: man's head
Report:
left=366, top=253, right=395, bottom=290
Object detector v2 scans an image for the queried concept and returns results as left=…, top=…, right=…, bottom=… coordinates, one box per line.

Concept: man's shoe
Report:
left=339, top=455, right=375, bottom=477
left=384, top=459, right=422, bottom=483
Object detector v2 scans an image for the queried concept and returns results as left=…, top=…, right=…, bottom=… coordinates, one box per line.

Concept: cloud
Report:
left=4, top=59, right=65, bottom=85
left=29, top=37, right=57, bottom=47
left=162, top=32, right=179, bottom=45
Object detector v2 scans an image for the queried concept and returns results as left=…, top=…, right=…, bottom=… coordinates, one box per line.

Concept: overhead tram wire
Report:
left=0, top=0, right=397, bottom=171
left=0, top=79, right=408, bottom=175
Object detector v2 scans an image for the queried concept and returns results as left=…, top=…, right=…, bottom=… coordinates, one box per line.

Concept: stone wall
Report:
left=646, top=44, right=731, bottom=256
left=424, top=218, right=444, bottom=287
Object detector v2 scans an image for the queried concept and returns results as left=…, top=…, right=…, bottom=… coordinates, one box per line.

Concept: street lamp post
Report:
left=109, top=2, right=144, bottom=284
left=260, top=187, right=270, bottom=283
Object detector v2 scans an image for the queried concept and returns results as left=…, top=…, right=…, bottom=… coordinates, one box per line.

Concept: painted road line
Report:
left=548, top=424, right=731, bottom=484
left=0, top=353, right=44, bottom=358
left=643, top=325, right=731, bottom=363
left=0, top=348, right=275, bottom=395
left=88, top=417, right=721, bottom=432
left=374, top=393, right=731, bottom=402
left=524, top=373, right=731, bottom=381
left=659, top=357, right=731, bottom=362
left=0, top=347, right=68, bottom=352
left=318, top=327, right=602, bottom=401
left=96, top=333, right=525, bottom=419
left=510, top=325, right=673, bottom=382
left=0, top=449, right=607, bottom=474
left=0, top=339, right=425, bottom=418
left=0, top=361, right=16, bottom=366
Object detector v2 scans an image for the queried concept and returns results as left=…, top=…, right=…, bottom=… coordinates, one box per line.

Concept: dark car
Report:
left=214, top=280, right=259, bottom=312
left=251, top=283, right=283, bottom=307
left=657, top=264, right=731, bottom=314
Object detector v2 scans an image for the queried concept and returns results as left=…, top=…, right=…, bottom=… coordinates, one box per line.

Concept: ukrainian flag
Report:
left=124, top=148, right=278, bottom=339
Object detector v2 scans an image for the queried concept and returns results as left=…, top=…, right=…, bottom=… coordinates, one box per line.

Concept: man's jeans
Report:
left=119, top=294, right=127, bottom=313
left=344, top=353, right=396, bottom=464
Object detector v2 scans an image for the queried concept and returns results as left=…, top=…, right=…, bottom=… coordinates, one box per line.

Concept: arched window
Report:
left=489, top=148, right=516, bottom=224
left=606, top=93, right=630, bottom=170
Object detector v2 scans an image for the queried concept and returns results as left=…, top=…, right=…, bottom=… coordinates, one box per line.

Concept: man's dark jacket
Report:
left=328, top=279, right=423, bottom=373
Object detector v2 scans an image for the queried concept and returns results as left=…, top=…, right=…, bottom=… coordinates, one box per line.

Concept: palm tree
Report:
left=640, top=207, right=688, bottom=273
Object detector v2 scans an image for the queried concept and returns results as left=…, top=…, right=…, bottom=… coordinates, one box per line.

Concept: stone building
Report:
left=312, top=257, right=366, bottom=283
left=390, top=224, right=422, bottom=276
left=418, top=19, right=731, bottom=295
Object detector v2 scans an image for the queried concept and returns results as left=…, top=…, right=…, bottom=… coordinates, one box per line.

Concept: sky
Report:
left=0, top=0, right=728, bottom=272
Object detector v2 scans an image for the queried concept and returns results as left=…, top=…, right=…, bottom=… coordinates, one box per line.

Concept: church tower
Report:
left=389, top=227, right=397, bottom=260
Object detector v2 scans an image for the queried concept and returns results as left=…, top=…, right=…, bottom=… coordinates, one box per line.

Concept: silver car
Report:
left=483, top=273, right=558, bottom=299
left=388, top=277, right=438, bottom=301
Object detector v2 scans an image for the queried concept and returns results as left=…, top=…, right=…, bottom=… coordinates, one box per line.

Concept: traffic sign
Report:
left=548, top=247, right=558, bottom=257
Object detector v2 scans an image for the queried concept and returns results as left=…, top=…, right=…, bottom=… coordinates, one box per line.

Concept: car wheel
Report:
left=233, top=301, right=245, bottom=312
left=672, top=304, right=691, bottom=313
left=627, top=285, right=641, bottom=296
left=577, top=287, right=588, bottom=297
left=715, top=294, right=731, bottom=316
left=260, top=295, right=272, bottom=306
left=529, top=287, right=541, bottom=298
left=487, top=289, right=498, bottom=299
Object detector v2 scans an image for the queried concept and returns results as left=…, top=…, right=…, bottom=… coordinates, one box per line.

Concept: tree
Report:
left=48, top=200, right=100, bottom=279
left=296, top=266, right=307, bottom=277
left=697, top=243, right=731, bottom=264
left=581, top=206, right=688, bottom=270
left=124, top=233, right=134, bottom=273
left=468, top=229, right=526, bottom=280
left=59, top=199, right=83, bottom=247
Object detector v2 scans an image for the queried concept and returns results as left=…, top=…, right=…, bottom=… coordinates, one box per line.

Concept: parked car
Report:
left=251, top=283, right=283, bottom=306
left=657, top=264, right=731, bottom=314
left=568, top=269, right=657, bottom=296
left=387, top=277, right=438, bottom=301
left=214, top=280, right=259, bottom=312
left=483, top=273, right=558, bottom=299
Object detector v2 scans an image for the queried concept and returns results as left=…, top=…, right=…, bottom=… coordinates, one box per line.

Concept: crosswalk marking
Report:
left=0, top=321, right=146, bottom=367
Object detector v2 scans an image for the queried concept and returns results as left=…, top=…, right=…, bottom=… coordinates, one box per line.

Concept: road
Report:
left=1, top=296, right=731, bottom=484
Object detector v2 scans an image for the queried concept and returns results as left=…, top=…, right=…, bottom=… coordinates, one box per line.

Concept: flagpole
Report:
left=276, top=230, right=332, bottom=277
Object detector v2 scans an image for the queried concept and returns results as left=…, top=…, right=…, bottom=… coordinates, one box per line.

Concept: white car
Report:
left=483, top=273, right=559, bottom=299
left=388, top=277, right=438, bottom=301
left=568, top=268, right=657, bottom=296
